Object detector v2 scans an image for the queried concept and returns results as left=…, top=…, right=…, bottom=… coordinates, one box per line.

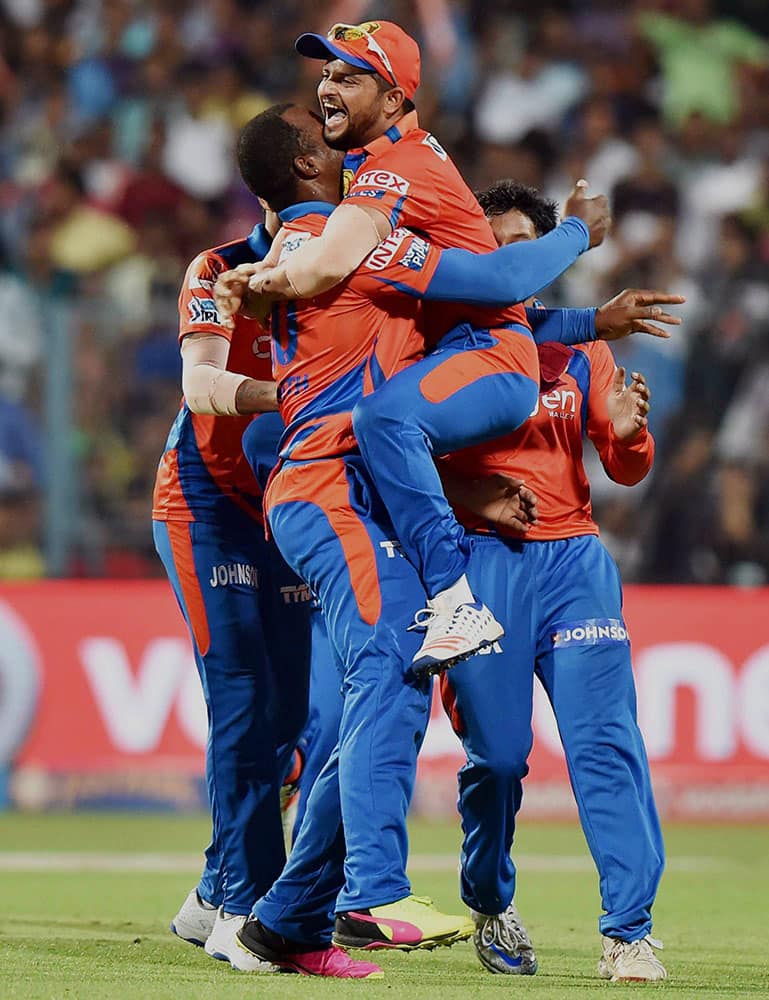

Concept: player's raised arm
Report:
left=404, top=181, right=611, bottom=307
left=525, top=288, right=685, bottom=347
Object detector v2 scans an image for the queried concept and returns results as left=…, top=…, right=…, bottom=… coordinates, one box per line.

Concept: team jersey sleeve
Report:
left=420, top=216, right=588, bottom=305
left=350, top=228, right=442, bottom=299
left=584, top=342, right=655, bottom=486
left=344, top=142, right=441, bottom=232
left=353, top=216, right=589, bottom=306
left=526, top=307, right=597, bottom=346
left=178, top=251, right=233, bottom=343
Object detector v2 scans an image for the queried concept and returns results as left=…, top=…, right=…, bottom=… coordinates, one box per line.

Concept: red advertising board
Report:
left=2, top=582, right=768, bottom=818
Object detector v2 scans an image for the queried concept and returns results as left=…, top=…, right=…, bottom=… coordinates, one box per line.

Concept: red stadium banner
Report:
left=2, top=582, right=768, bottom=818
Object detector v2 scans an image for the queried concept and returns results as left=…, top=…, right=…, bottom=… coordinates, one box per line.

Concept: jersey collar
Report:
left=355, top=110, right=420, bottom=158
left=278, top=201, right=337, bottom=223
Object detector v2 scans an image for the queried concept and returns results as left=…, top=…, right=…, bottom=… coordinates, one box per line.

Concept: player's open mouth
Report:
left=322, top=103, right=347, bottom=127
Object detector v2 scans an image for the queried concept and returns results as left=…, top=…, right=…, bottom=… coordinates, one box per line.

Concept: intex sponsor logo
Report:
left=280, top=584, right=312, bottom=604
left=353, top=169, right=410, bottom=195
left=209, top=563, right=259, bottom=588
left=551, top=618, right=629, bottom=648
left=188, top=297, right=219, bottom=325
left=365, top=229, right=409, bottom=271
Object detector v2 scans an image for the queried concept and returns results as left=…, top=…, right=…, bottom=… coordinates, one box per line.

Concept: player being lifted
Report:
left=219, top=19, right=612, bottom=674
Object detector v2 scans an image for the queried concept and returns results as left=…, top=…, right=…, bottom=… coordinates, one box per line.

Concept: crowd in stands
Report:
left=1, top=0, right=767, bottom=584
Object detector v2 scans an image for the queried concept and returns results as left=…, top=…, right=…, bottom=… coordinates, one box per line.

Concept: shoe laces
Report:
left=610, top=936, right=663, bottom=964
left=408, top=608, right=438, bottom=631
left=479, top=904, right=530, bottom=953
left=408, top=604, right=481, bottom=635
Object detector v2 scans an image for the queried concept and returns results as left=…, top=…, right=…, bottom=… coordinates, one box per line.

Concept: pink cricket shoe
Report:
left=234, top=916, right=384, bottom=979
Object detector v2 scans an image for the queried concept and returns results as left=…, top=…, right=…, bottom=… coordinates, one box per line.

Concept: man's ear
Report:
left=294, top=153, right=320, bottom=179
left=383, top=86, right=407, bottom=119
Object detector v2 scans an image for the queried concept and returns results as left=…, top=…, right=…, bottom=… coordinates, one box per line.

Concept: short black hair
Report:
left=477, top=180, right=559, bottom=237
left=238, top=103, right=316, bottom=211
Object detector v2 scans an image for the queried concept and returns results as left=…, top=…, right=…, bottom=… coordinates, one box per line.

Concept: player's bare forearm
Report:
left=235, top=379, right=279, bottom=414
left=252, top=204, right=390, bottom=300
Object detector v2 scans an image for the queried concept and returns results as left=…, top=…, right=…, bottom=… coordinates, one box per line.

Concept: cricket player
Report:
left=229, top=19, right=611, bottom=673
left=152, top=217, right=316, bottom=969
left=436, top=180, right=669, bottom=982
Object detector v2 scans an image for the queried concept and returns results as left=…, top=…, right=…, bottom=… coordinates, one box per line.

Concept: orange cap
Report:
left=296, top=20, right=420, bottom=101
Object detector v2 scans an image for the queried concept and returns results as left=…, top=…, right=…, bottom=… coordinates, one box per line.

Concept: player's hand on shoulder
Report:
left=608, top=367, right=650, bottom=441
left=563, top=179, right=611, bottom=249
left=595, top=288, right=686, bottom=341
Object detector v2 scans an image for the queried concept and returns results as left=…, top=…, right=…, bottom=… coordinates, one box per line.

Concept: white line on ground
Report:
left=0, top=851, right=731, bottom=874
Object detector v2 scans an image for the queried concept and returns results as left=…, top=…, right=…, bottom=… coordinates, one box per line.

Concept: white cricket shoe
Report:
left=170, top=888, right=217, bottom=947
left=205, top=909, right=277, bottom=972
left=598, top=935, right=667, bottom=982
left=471, top=902, right=537, bottom=975
left=410, top=602, right=504, bottom=676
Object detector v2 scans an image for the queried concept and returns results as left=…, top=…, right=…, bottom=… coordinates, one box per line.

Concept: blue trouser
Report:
left=253, top=454, right=432, bottom=943
left=293, top=608, right=344, bottom=837
left=444, top=534, right=664, bottom=940
left=153, top=510, right=311, bottom=914
left=353, top=324, right=539, bottom=597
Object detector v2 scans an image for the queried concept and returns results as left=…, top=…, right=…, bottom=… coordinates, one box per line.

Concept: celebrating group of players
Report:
left=152, top=18, right=683, bottom=983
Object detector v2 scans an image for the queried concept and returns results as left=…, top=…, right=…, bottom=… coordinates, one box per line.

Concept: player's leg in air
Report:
left=231, top=455, right=473, bottom=979
left=533, top=536, right=665, bottom=982
left=353, top=321, right=539, bottom=675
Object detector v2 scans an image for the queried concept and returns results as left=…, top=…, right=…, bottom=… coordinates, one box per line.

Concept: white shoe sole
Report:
left=413, top=621, right=505, bottom=676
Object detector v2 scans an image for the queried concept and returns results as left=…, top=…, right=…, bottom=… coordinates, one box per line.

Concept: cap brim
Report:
left=295, top=33, right=376, bottom=73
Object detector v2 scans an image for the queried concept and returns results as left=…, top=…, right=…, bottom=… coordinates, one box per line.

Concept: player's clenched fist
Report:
left=562, top=179, right=611, bottom=248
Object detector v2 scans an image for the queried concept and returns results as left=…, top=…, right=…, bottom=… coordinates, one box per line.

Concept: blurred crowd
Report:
left=1, top=0, right=768, bottom=583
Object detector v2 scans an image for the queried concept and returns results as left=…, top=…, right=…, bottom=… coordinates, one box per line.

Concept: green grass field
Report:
left=0, top=814, right=767, bottom=999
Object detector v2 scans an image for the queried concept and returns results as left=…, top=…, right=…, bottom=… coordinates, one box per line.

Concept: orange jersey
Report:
left=341, top=111, right=529, bottom=343
left=152, top=232, right=274, bottom=524
left=271, top=203, right=442, bottom=462
left=443, top=340, right=655, bottom=541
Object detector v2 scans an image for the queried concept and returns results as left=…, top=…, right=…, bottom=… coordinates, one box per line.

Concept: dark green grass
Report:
left=0, top=814, right=767, bottom=999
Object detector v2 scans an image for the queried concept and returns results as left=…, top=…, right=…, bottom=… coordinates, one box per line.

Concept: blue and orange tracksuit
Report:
left=152, top=227, right=317, bottom=915
left=341, top=110, right=593, bottom=596
left=252, top=203, right=592, bottom=942
left=440, top=339, right=664, bottom=940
